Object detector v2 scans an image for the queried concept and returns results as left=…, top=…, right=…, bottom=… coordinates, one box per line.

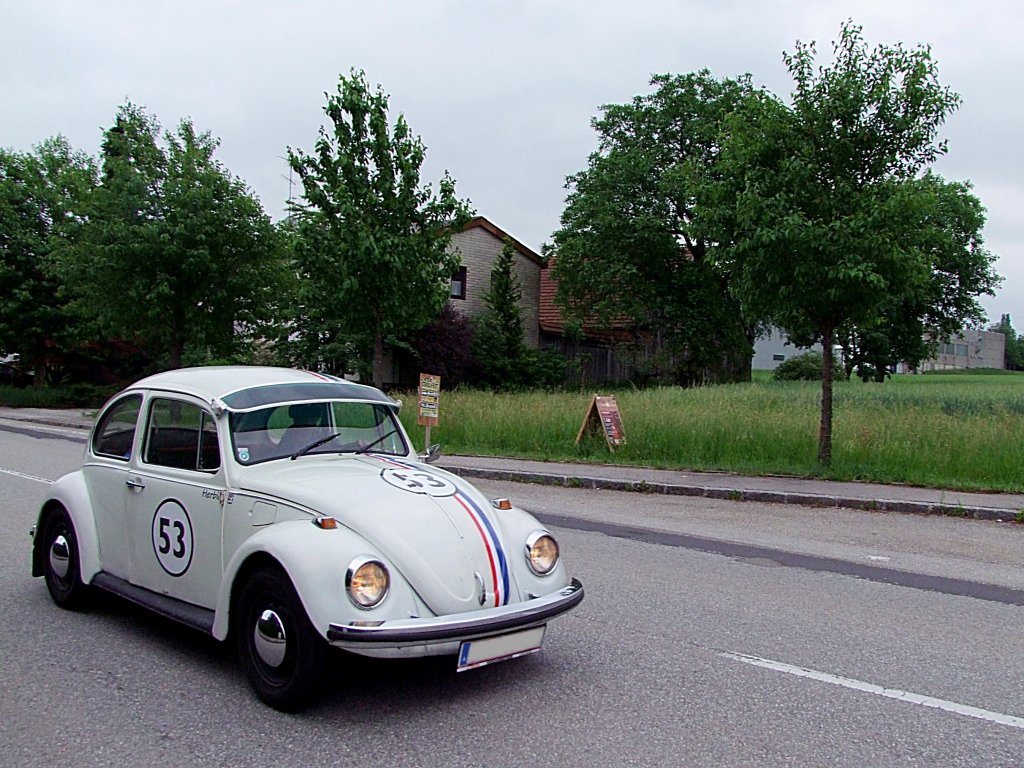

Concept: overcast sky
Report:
left=4, top=1, right=1021, bottom=327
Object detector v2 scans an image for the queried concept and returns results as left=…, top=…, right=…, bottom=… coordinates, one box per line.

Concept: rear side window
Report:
left=144, top=398, right=221, bottom=472
left=93, top=395, right=143, bottom=460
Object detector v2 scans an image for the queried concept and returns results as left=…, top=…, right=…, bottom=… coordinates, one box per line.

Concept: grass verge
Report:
left=397, top=373, right=1024, bottom=493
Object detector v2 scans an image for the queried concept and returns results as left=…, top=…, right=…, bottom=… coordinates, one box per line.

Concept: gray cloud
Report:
left=4, top=0, right=1019, bottom=324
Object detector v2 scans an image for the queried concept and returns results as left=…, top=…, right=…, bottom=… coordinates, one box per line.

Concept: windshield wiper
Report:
left=290, top=432, right=342, bottom=460
left=290, top=428, right=399, bottom=460
left=355, top=429, right=398, bottom=455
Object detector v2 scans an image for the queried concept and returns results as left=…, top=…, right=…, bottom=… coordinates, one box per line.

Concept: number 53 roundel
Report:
left=152, top=500, right=194, bottom=576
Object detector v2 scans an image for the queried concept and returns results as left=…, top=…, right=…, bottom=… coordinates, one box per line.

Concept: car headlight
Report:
left=346, top=557, right=389, bottom=609
left=525, top=531, right=559, bottom=576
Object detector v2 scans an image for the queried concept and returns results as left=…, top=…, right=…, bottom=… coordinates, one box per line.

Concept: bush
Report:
left=406, top=303, right=475, bottom=389
left=523, top=347, right=567, bottom=390
left=0, top=382, right=118, bottom=408
left=773, top=351, right=844, bottom=381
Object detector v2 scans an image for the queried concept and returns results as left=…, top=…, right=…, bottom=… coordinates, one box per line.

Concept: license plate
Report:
left=457, top=626, right=546, bottom=672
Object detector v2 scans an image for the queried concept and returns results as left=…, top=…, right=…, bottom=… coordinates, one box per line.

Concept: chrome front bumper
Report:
left=326, top=578, right=584, bottom=651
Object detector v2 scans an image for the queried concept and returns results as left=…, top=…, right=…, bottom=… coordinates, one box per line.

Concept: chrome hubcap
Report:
left=254, top=609, right=287, bottom=667
left=49, top=534, right=70, bottom=580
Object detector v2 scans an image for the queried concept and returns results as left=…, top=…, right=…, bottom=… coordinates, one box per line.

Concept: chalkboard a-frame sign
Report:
left=575, top=395, right=626, bottom=451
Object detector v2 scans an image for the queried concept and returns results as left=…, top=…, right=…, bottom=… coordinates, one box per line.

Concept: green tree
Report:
left=550, top=71, right=757, bottom=386
left=840, top=175, right=997, bottom=381
left=0, top=137, right=97, bottom=385
left=989, top=314, right=1023, bottom=370
left=472, top=238, right=526, bottom=387
left=63, top=104, right=285, bottom=369
left=700, top=22, right=998, bottom=463
left=288, top=70, right=473, bottom=388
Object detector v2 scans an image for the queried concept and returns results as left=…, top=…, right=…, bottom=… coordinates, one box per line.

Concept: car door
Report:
left=126, top=395, right=226, bottom=609
left=83, top=394, right=144, bottom=580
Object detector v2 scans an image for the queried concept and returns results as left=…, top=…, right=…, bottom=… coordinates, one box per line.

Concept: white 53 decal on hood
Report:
left=380, top=467, right=458, bottom=497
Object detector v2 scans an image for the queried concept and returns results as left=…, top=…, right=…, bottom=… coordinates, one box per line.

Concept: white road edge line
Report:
left=720, top=651, right=1024, bottom=731
left=0, top=467, right=53, bottom=484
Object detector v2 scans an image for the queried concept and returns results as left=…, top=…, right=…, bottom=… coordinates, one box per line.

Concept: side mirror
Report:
left=419, top=443, right=442, bottom=464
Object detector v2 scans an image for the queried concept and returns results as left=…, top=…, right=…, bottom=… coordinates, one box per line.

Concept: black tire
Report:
left=235, top=567, right=327, bottom=711
left=41, top=506, right=89, bottom=610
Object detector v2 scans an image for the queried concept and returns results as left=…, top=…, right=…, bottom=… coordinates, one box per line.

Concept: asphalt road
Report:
left=2, top=421, right=1023, bottom=767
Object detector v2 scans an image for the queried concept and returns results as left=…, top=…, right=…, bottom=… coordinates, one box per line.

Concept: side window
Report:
left=144, top=398, right=220, bottom=473
left=199, top=411, right=221, bottom=471
left=93, top=395, right=143, bottom=460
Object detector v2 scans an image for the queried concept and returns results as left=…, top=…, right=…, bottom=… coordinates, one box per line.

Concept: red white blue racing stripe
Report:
left=370, top=455, right=510, bottom=607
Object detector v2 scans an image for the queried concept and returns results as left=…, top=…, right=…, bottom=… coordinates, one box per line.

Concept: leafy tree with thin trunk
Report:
left=288, top=70, right=473, bottom=388
left=699, top=22, right=997, bottom=464
left=61, top=104, right=285, bottom=370
left=0, top=138, right=97, bottom=386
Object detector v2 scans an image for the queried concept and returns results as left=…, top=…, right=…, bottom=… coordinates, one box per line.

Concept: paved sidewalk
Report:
left=3, top=406, right=1022, bottom=522
left=0, top=407, right=96, bottom=430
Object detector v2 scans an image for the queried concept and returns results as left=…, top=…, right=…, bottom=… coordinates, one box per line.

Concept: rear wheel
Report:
left=41, top=506, right=89, bottom=610
left=235, top=567, right=327, bottom=711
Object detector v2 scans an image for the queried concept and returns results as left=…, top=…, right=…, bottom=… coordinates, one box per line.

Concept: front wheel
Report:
left=41, top=506, right=89, bottom=610
left=235, top=567, right=327, bottom=711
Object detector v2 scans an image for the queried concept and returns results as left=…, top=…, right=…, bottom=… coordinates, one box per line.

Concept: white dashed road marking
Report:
left=0, top=467, right=53, bottom=484
left=721, top=651, right=1024, bottom=730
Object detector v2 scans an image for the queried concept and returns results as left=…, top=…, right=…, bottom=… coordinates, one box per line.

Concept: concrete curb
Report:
left=4, top=415, right=92, bottom=430
left=442, top=466, right=1018, bottom=524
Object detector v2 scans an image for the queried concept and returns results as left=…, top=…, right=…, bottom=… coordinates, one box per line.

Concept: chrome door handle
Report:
left=125, top=478, right=145, bottom=490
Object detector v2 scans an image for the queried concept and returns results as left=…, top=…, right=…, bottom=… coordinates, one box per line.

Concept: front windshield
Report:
left=229, top=400, right=407, bottom=465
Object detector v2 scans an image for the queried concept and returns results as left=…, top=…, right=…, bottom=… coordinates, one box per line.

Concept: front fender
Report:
left=489, top=503, right=573, bottom=599
left=212, top=519, right=422, bottom=641
left=33, top=472, right=101, bottom=583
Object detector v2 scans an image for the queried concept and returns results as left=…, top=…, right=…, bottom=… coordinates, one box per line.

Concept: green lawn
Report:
left=398, top=372, right=1024, bottom=493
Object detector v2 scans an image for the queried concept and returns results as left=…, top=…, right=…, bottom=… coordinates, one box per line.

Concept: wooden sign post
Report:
left=575, top=394, right=626, bottom=451
left=417, top=373, right=441, bottom=452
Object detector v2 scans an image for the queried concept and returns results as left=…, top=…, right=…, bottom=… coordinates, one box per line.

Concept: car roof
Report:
left=128, top=367, right=398, bottom=411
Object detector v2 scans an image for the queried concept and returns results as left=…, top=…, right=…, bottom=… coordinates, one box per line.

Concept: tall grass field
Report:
left=398, top=372, right=1024, bottom=493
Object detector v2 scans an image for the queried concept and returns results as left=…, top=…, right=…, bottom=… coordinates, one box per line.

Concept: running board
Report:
left=91, top=572, right=215, bottom=635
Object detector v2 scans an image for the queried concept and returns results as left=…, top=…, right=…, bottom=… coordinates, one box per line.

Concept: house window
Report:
left=451, top=267, right=467, bottom=300
left=772, top=354, right=785, bottom=362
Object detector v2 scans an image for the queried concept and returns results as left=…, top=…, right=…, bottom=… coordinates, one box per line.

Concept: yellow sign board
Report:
left=418, top=373, right=441, bottom=427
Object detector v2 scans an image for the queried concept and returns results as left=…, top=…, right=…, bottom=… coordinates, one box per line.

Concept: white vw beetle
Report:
left=31, top=367, right=583, bottom=709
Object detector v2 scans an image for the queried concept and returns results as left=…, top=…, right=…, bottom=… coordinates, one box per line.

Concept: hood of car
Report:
left=235, top=455, right=515, bottom=615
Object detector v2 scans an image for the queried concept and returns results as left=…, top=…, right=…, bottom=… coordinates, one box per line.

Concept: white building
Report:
left=913, top=329, right=1005, bottom=371
left=753, top=327, right=1006, bottom=372
left=751, top=328, right=821, bottom=370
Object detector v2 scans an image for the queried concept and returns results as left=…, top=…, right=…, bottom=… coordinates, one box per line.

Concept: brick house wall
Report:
left=448, top=217, right=542, bottom=348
